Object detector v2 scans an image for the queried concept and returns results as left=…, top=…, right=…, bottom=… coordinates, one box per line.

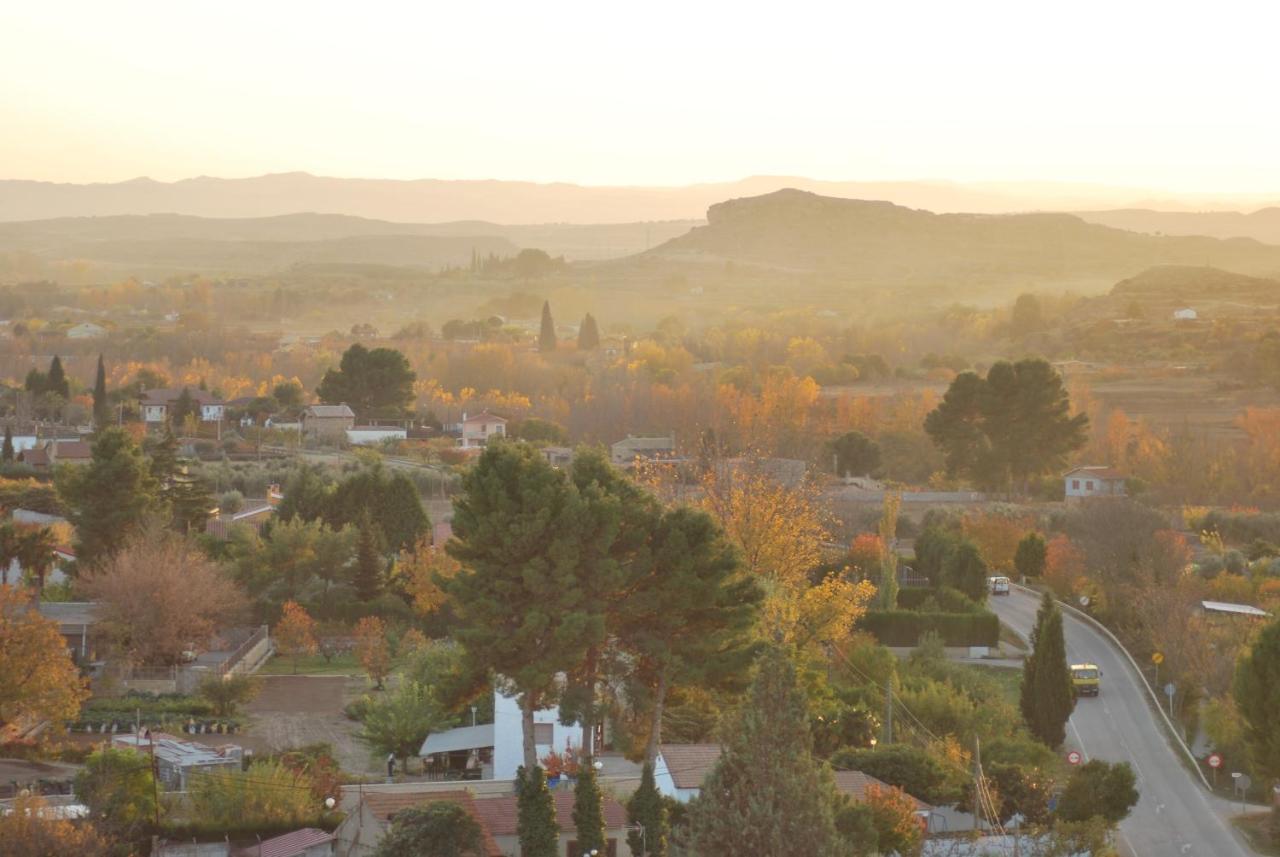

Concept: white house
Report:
left=140, top=388, right=225, bottom=424
left=1173, top=307, right=1198, bottom=320
left=345, top=426, right=407, bottom=446
left=1064, top=466, right=1127, bottom=500
left=610, top=434, right=676, bottom=467
left=66, top=322, right=107, bottom=339
left=458, top=411, right=506, bottom=449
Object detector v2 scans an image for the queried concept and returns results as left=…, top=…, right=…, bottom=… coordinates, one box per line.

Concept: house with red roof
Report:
left=334, top=790, right=502, bottom=857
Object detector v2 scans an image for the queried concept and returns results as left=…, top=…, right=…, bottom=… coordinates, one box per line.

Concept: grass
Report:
left=1233, top=811, right=1280, bottom=856
left=262, top=651, right=408, bottom=677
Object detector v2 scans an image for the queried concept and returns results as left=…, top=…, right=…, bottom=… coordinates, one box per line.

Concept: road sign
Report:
left=1067, top=750, right=1083, bottom=766
left=1207, top=753, right=1223, bottom=769
left=1152, top=652, right=1164, bottom=665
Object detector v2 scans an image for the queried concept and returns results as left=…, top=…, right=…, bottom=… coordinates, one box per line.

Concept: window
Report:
left=533, top=723, right=554, bottom=745
left=1085, top=481, right=1094, bottom=490
left=1071, top=480, right=1080, bottom=490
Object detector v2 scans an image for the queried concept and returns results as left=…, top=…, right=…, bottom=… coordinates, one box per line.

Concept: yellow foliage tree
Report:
left=355, top=616, right=391, bottom=689
left=0, top=792, right=110, bottom=856
left=400, top=537, right=461, bottom=617
left=274, top=600, right=318, bottom=675
left=0, top=585, right=89, bottom=735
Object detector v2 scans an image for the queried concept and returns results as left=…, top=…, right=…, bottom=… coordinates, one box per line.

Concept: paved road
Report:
left=989, top=588, right=1255, bottom=857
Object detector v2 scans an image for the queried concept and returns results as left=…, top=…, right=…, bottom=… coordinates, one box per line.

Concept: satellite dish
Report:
left=1078, top=595, right=1091, bottom=607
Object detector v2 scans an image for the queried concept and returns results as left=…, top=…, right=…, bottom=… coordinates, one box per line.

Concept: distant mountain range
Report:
left=634, top=189, right=1280, bottom=285
left=5, top=171, right=1280, bottom=225
left=1073, top=208, right=1280, bottom=244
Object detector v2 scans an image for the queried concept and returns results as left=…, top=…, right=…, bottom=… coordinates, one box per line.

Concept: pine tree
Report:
left=56, top=428, right=157, bottom=568
left=46, top=355, right=69, bottom=399
left=573, top=756, right=606, bottom=854
left=577, top=313, right=600, bottom=350
left=688, top=646, right=843, bottom=857
left=354, top=512, right=385, bottom=602
left=1, top=426, right=12, bottom=463
left=1020, top=591, right=1075, bottom=747
left=92, top=354, right=109, bottom=428
left=515, top=765, right=559, bottom=857
left=539, top=301, right=557, bottom=352
left=627, top=761, right=669, bottom=857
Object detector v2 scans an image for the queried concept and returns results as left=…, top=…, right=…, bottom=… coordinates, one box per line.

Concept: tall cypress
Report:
left=1, top=427, right=12, bottom=464
left=46, top=355, right=70, bottom=399
left=688, top=646, right=842, bottom=856
left=577, top=313, right=600, bottom=351
left=539, top=301, right=557, bottom=353
left=515, top=765, right=558, bottom=857
left=627, top=761, right=669, bottom=857
left=353, top=512, right=385, bottom=602
left=572, top=757, right=606, bottom=855
left=1020, top=591, right=1076, bottom=747
left=93, top=354, right=110, bottom=428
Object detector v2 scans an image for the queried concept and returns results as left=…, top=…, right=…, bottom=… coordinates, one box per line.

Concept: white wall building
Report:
left=1173, top=307, right=1198, bottom=320
left=1064, top=465, right=1127, bottom=499
left=458, top=411, right=507, bottom=449
left=345, top=426, right=407, bottom=445
left=491, top=685, right=583, bottom=780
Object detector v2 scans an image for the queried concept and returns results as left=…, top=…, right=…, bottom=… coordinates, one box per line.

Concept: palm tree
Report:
left=0, top=523, right=21, bottom=586
left=18, top=526, right=58, bottom=592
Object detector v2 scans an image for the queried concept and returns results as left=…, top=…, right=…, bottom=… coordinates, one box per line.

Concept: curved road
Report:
left=989, top=588, right=1255, bottom=857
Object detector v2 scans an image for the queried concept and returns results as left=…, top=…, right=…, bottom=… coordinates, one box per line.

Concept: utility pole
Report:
left=883, top=678, right=893, bottom=745
left=973, top=735, right=981, bottom=834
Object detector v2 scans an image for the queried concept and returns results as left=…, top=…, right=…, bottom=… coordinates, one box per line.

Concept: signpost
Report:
left=1207, top=752, right=1222, bottom=789
left=1152, top=651, right=1164, bottom=686
left=1163, top=682, right=1176, bottom=718
left=1067, top=750, right=1083, bottom=766
left=1232, top=772, right=1252, bottom=814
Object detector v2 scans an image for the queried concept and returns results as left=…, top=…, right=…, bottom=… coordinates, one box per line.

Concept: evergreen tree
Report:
left=316, top=343, right=416, bottom=418
left=147, top=426, right=180, bottom=487
left=577, top=313, right=600, bottom=350
left=1233, top=616, right=1280, bottom=784
left=539, top=301, right=557, bottom=352
left=171, top=386, right=196, bottom=427
left=573, top=757, right=606, bottom=854
left=627, top=761, right=669, bottom=857
left=1014, top=532, right=1047, bottom=580
left=318, top=466, right=429, bottom=552
left=46, top=355, right=69, bottom=399
left=1, top=426, right=12, bottom=463
left=1020, top=591, right=1075, bottom=747
left=56, top=428, right=157, bottom=568
left=515, top=765, right=559, bottom=857
left=944, top=539, right=989, bottom=602
left=92, top=353, right=109, bottom=428
left=24, top=367, right=46, bottom=395
left=354, top=512, right=385, bottom=602
left=688, top=646, right=843, bottom=857
left=372, top=802, right=483, bottom=857
left=169, top=469, right=214, bottom=534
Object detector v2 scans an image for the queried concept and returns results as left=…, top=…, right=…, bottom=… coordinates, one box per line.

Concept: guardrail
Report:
left=1011, top=583, right=1211, bottom=791
left=216, top=624, right=270, bottom=676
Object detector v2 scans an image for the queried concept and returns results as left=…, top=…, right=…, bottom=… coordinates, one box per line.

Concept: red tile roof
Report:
left=471, top=789, right=627, bottom=837
left=361, top=790, right=501, bottom=857
left=231, top=827, right=333, bottom=857
left=832, top=770, right=931, bottom=811
left=658, top=743, right=722, bottom=790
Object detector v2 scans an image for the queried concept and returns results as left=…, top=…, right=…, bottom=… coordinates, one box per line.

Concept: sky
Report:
left=4, top=0, right=1280, bottom=193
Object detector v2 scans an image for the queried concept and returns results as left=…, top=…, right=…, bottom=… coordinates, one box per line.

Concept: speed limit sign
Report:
left=1067, top=750, right=1083, bottom=766
left=1207, top=753, right=1223, bottom=769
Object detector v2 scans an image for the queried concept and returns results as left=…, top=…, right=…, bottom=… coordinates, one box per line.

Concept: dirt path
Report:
left=243, top=674, right=376, bottom=775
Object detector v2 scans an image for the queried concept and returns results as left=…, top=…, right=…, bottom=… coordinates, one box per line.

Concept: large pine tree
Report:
left=92, top=354, right=109, bottom=428
left=539, top=301, right=557, bottom=352
left=515, top=765, right=558, bottom=857
left=688, top=646, right=843, bottom=857
left=1019, top=591, right=1076, bottom=747
left=56, top=428, right=157, bottom=568
left=627, top=761, right=669, bottom=857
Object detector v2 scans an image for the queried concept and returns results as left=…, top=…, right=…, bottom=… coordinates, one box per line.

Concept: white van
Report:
left=987, top=576, right=1011, bottom=596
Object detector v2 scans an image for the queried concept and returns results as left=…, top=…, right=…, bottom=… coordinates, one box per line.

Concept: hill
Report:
left=1076, top=208, right=1280, bottom=244
left=632, top=189, right=1280, bottom=286
left=1110, top=265, right=1280, bottom=304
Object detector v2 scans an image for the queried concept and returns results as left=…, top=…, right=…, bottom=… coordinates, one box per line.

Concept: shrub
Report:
left=859, top=610, right=999, bottom=647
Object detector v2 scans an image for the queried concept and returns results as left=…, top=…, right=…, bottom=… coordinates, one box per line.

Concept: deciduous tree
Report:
left=372, top=802, right=483, bottom=857
left=0, top=584, right=89, bottom=733
left=1055, top=760, right=1138, bottom=824
left=1015, top=532, right=1047, bottom=580
left=75, top=746, right=158, bottom=846
left=275, top=600, right=318, bottom=674
left=0, top=792, right=110, bottom=857
left=355, top=616, right=392, bottom=689
left=359, top=680, right=448, bottom=773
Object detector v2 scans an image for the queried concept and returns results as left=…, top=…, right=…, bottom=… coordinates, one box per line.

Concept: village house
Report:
left=458, top=411, right=507, bottom=449
left=1063, top=465, right=1127, bottom=500
left=140, top=388, right=225, bottom=426
left=112, top=733, right=243, bottom=791
left=20, top=438, right=92, bottom=472
left=302, top=404, right=356, bottom=441
left=36, top=601, right=97, bottom=664
left=334, top=790, right=502, bottom=857
left=609, top=434, right=675, bottom=467
left=230, top=828, right=335, bottom=857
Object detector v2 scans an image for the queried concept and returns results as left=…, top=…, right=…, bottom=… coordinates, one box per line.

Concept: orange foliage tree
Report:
left=962, top=511, right=1035, bottom=572
left=400, top=537, right=462, bottom=618
left=274, top=601, right=318, bottom=674
left=0, top=585, right=90, bottom=735
left=354, top=616, right=391, bottom=689
left=1042, top=535, right=1087, bottom=600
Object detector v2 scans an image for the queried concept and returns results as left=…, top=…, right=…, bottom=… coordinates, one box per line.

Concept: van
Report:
left=987, top=576, right=1010, bottom=596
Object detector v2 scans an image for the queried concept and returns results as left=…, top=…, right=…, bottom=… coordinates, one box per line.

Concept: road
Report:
left=989, top=588, right=1255, bottom=857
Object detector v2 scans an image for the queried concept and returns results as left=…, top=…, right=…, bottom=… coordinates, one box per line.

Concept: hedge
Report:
left=895, top=586, right=981, bottom=613
left=860, top=610, right=1000, bottom=647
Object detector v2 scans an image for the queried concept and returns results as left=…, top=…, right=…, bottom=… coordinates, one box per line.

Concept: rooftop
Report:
left=659, top=743, right=722, bottom=790
left=360, top=790, right=501, bottom=856
left=113, top=733, right=241, bottom=768
left=1201, top=600, right=1270, bottom=618
left=421, top=723, right=495, bottom=756
left=1063, top=465, right=1127, bottom=480
left=230, top=827, right=334, bottom=857
left=303, top=404, right=355, bottom=418
left=472, top=789, right=627, bottom=837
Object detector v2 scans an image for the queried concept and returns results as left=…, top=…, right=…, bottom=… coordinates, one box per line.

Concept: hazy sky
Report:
left=4, top=1, right=1279, bottom=192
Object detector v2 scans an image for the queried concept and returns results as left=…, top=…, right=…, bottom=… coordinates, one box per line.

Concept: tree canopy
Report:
left=372, top=802, right=484, bottom=857
left=1020, top=591, right=1075, bottom=748
left=316, top=343, right=416, bottom=418
left=57, top=427, right=157, bottom=568
left=0, top=584, right=88, bottom=733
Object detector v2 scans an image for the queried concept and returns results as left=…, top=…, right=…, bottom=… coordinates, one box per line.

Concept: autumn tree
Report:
left=0, top=792, right=111, bottom=857
left=198, top=673, right=261, bottom=718
left=688, top=645, right=843, bottom=857
left=188, top=760, right=318, bottom=830
left=0, top=584, right=89, bottom=733
left=864, top=784, right=924, bottom=857
left=877, top=492, right=901, bottom=609
left=401, top=538, right=461, bottom=618
left=355, top=615, right=392, bottom=689
left=1020, top=592, right=1075, bottom=748
left=57, top=427, right=157, bottom=568
left=925, top=358, right=1088, bottom=492
left=539, top=301, right=557, bottom=352
left=75, top=746, right=158, bottom=847
left=1043, top=534, right=1087, bottom=598
left=274, top=601, right=318, bottom=674
left=316, top=343, right=416, bottom=418
left=81, top=522, right=246, bottom=665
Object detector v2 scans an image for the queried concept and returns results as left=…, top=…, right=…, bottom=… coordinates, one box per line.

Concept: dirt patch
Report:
left=242, top=675, right=375, bottom=774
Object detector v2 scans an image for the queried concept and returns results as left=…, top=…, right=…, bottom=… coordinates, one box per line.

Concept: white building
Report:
left=140, top=388, right=225, bottom=424
left=345, top=426, right=407, bottom=445
left=1173, top=307, right=1198, bottom=320
left=1064, top=466, right=1127, bottom=500
left=458, top=411, right=506, bottom=449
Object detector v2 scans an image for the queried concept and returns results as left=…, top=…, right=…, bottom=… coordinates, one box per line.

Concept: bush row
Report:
left=860, top=610, right=1000, bottom=647
left=895, top=586, right=982, bottom=613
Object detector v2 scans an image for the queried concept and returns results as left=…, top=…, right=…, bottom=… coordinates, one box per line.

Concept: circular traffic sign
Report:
left=1207, top=753, right=1223, bottom=769
left=1152, top=652, right=1164, bottom=665
left=1067, top=750, right=1082, bottom=766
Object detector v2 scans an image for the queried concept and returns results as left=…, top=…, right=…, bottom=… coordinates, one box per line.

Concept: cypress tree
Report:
left=354, top=512, right=385, bottom=602
left=1014, top=532, right=1047, bottom=580
left=1020, top=591, right=1076, bottom=747
left=688, top=646, right=842, bottom=857
left=46, top=355, right=69, bottom=399
left=577, top=313, right=600, bottom=351
left=171, top=386, right=195, bottom=427
left=539, top=301, right=557, bottom=353
left=93, top=353, right=110, bottom=428
left=1, top=426, right=12, bottom=463
left=627, top=761, right=669, bottom=857
left=515, top=765, right=558, bottom=857
left=573, top=756, right=606, bottom=855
